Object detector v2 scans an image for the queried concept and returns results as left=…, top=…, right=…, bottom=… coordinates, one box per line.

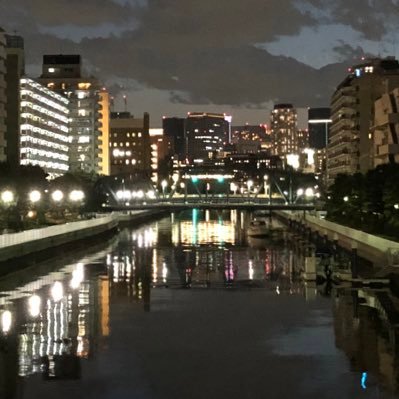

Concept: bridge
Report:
left=107, top=195, right=316, bottom=211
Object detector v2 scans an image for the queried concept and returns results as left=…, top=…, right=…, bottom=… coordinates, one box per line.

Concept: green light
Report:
left=217, top=177, right=224, bottom=183
left=191, top=177, right=199, bottom=183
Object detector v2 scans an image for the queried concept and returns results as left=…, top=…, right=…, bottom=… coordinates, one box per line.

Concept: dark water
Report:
left=0, top=210, right=398, bottom=398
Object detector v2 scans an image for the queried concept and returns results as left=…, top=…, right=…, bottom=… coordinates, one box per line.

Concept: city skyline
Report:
left=1, top=1, right=399, bottom=124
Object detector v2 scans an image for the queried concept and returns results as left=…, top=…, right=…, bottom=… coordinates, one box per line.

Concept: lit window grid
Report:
left=20, top=89, right=69, bottom=115
left=21, top=124, right=69, bottom=144
left=21, top=112, right=69, bottom=134
left=20, top=78, right=69, bottom=105
left=20, top=101, right=69, bottom=125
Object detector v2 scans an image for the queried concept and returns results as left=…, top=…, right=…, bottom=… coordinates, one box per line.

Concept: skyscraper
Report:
left=184, top=112, right=229, bottom=161
left=0, top=29, right=6, bottom=162
left=5, top=33, right=24, bottom=169
left=327, top=57, right=399, bottom=185
left=38, top=55, right=106, bottom=175
left=270, top=104, right=298, bottom=157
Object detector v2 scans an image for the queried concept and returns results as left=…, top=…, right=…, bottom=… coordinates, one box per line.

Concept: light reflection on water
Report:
left=0, top=210, right=398, bottom=398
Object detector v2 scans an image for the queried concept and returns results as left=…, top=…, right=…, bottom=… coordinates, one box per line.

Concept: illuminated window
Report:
left=138, top=133, right=142, bottom=138
left=126, top=142, right=130, bottom=147
left=78, top=109, right=86, bottom=117
left=48, top=68, right=55, bottom=73
left=120, top=142, right=124, bottom=147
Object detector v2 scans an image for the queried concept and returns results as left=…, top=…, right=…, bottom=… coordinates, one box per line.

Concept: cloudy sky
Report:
left=1, top=0, right=399, bottom=125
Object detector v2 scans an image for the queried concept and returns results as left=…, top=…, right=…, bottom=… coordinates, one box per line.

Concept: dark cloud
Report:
left=0, top=0, right=395, bottom=119
left=332, top=42, right=374, bottom=62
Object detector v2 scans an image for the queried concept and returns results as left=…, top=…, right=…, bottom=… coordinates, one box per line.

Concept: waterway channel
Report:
left=0, top=209, right=398, bottom=398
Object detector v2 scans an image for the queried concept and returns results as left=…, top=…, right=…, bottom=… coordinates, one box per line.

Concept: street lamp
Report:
left=305, top=188, right=314, bottom=198
left=51, top=190, right=64, bottom=202
left=1, top=190, right=14, bottom=205
left=69, top=190, right=84, bottom=202
left=247, top=180, right=253, bottom=201
left=29, top=190, right=41, bottom=203
left=343, top=196, right=349, bottom=202
left=161, top=180, right=168, bottom=199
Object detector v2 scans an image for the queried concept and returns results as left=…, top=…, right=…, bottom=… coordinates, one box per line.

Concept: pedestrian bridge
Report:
left=109, top=196, right=316, bottom=211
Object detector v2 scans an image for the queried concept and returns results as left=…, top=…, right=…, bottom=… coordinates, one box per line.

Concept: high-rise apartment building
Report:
left=5, top=34, right=24, bottom=169
left=373, top=87, right=399, bottom=166
left=0, top=29, right=6, bottom=162
left=109, top=112, right=150, bottom=176
left=38, top=55, right=107, bottom=175
left=270, top=104, right=298, bottom=158
left=185, top=112, right=230, bottom=161
left=20, top=78, right=69, bottom=177
left=327, top=58, right=399, bottom=185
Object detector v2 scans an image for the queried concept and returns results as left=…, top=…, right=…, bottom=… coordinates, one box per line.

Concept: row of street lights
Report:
left=0, top=189, right=85, bottom=206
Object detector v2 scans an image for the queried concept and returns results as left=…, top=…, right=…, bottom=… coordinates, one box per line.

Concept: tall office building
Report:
left=0, top=29, right=6, bottom=162
left=19, top=78, right=69, bottom=177
left=270, top=104, right=298, bottom=158
left=38, top=55, right=106, bottom=174
left=5, top=34, right=24, bottom=169
left=162, top=117, right=185, bottom=160
left=184, top=112, right=230, bottom=161
left=109, top=112, right=150, bottom=176
left=308, top=108, right=331, bottom=149
left=327, top=57, right=399, bottom=185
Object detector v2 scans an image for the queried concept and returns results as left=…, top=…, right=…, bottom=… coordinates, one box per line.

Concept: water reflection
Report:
left=334, top=287, right=399, bottom=396
left=1, top=210, right=398, bottom=398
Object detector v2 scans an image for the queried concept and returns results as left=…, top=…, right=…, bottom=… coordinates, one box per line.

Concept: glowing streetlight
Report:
left=1, top=190, right=14, bottom=204
left=51, top=281, right=64, bottom=302
left=29, top=190, right=41, bottom=203
left=161, top=180, right=168, bottom=199
left=69, top=190, right=84, bottom=202
left=305, top=188, right=314, bottom=198
left=1, top=310, right=12, bottom=333
left=51, top=190, right=64, bottom=202
left=247, top=180, right=253, bottom=201
left=343, top=196, right=349, bottom=202
left=297, top=188, right=304, bottom=196
left=394, top=204, right=399, bottom=210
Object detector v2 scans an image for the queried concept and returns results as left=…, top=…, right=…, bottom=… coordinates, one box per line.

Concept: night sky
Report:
left=1, top=0, right=399, bottom=125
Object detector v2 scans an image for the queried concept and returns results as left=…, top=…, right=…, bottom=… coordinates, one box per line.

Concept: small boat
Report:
left=247, top=220, right=270, bottom=237
left=247, top=218, right=286, bottom=239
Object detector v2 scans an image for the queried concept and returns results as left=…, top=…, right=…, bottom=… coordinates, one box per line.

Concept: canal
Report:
left=0, top=209, right=398, bottom=398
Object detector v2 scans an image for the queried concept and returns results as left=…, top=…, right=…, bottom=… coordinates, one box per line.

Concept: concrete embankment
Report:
left=0, top=210, right=166, bottom=272
left=276, top=211, right=399, bottom=268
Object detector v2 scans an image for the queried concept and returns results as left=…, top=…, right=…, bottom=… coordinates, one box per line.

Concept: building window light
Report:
left=48, top=68, right=55, bottom=73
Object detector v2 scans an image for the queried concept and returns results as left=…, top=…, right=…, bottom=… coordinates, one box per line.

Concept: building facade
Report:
left=0, top=29, right=6, bottom=162
left=5, top=34, right=24, bottom=169
left=109, top=112, right=150, bottom=176
left=270, top=104, right=298, bottom=158
left=19, top=78, right=69, bottom=177
left=38, top=55, right=106, bottom=175
left=162, top=117, right=185, bottom=160
left=373, top=87, right=399, bottom=166
left=327, top=58, right=399, bottom=185
left=185, top=112, right=229, bottom=161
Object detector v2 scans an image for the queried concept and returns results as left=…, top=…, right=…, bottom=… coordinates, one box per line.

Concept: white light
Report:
left=1, top=311, right=12, bottom=333
left=343, top=196, right=349, bottom=202
left=1, top=190, right=14, bottom=204
left=29, top=190, right=41, bottom=203
left=395, top=204, right=399, bottom=210
left=137, top=190, right=144, bottom=199
left=297, top=188, right=304, bottom=196
left=69, top=190, right=84, bottom=202
left=116, top=190, right=124, bottom=200
left=147, top=190, right=155, bottom=199
left=52, top=190, right=64, bottom=202
left=28, top=295, right=41, bottom=317
left=305, top=188, right=314, bottom=197
left=287, top=154, right=300, bottom=170
left=70, top=263, right=84, bottom=289
left=161, top=180, right=168, bottom=189
left=247, top=180, right=253, bottom=189
left=51, top=281, right=64, bottom=302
